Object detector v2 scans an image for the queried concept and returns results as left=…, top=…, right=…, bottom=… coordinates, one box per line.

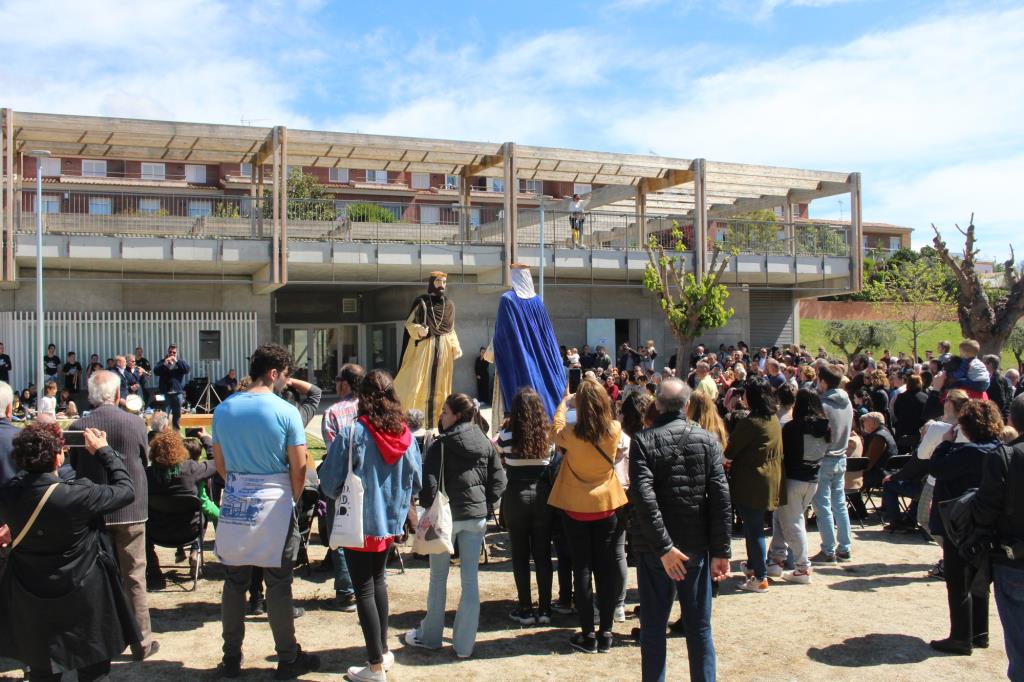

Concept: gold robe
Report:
left=393, top=302, right=461, bottom=425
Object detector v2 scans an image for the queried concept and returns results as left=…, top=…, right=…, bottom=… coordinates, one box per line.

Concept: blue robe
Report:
left=493, top=290, right=564, bottom=419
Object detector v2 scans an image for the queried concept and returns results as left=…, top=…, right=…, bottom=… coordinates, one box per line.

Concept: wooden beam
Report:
left=271, top=127, right=280, bottom=285
left=782, top=198, right=794, bottom=257
left=692, top=158, right=707, bottom=282
left=280, top=126, right=288, bottom=286
left=3, top=109, right=13, bottom=283
left=459, top=170, right=472, bottom=241
left=502, top=142, right=517, bottom=286
left=643, top=168, right=694, bottom=193
left=635, top=180, right=648, bottom=248
left=849, top=172, right=863, bottom=292
left=465, top=153, right=504, bottom=177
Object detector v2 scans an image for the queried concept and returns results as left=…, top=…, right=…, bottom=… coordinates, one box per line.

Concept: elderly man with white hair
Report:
left=70, top=369, right=157, bottom=660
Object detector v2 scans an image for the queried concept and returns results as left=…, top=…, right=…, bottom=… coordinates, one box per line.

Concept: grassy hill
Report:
left=800, top=318, right=1021, bottom=370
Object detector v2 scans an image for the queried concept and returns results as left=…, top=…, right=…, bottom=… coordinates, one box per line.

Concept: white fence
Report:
left=0, top=311, right=258, bottom=392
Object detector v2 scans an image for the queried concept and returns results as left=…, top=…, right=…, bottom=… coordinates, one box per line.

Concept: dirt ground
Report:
left=0, top=519, right=1011, bottom=682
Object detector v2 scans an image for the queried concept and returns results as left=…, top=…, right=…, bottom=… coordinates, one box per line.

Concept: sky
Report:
left=1, top=0, right=1021, bottom=260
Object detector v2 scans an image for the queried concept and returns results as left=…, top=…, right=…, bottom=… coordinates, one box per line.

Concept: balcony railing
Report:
left=11, top=190, right=852, bottom=259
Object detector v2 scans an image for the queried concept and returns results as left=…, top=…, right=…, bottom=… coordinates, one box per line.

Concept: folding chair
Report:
left=844, top=457, right=871, bottom=528
left=882, top=454, right=915, bottom=516
left=147, top=494, right=206, bottom=591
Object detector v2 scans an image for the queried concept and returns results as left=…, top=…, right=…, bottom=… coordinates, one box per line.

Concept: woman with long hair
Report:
left=145, top=430, right=217, bottom=585
left=0, top=423, right=139, bottom=681
left=928, top=399, right=1003, bottom=655
left=724, top=377, right=784, bottom=593
left=497, top=387, right=555, bottom=625
left=767, top=389, right=831, bottom=584
left=320, top=369, right=422, bottom=682
left=619, top=391, right=654, bottom=439
left=405, top=393, right=506, bottom=659
left=686, top=390, right=728, bottom=448
left=548, top=380, right=630, bottom=654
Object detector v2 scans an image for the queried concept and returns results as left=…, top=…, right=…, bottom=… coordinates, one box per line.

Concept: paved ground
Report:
left=0, top=518, right=1011, bottom=681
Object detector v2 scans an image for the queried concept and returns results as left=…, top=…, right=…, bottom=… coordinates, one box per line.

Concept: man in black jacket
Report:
left=153, top=344, right=190, bottom=429
left=628, top=378, right=731, bottom=682
left=971, top=394, right=1024, bottom=680
left=984, top=355, right=1013, bottom=423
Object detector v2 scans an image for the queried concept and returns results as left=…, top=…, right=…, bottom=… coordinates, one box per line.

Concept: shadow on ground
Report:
left=808, top=633, right=938, bottom=667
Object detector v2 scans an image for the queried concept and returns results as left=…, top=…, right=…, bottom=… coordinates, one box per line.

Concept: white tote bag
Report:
left=329, top=424, right=365, bottom=549
left=413, top=442, right=455, bottom=555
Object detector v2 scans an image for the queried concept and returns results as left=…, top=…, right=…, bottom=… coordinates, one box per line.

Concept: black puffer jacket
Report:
left=420, top=421, right=506, bottom=522
left=627, top=411, right=732, bottom=558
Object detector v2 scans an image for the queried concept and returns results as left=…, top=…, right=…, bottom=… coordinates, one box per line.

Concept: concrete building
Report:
left=1, top=109, right=866, bottom=395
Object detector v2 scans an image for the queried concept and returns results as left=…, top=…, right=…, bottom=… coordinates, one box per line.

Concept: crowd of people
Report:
left=0, top=335, right=1022, bottom=681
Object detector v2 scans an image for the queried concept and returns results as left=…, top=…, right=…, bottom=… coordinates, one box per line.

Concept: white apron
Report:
left=215, top=472, right=294, bottom=568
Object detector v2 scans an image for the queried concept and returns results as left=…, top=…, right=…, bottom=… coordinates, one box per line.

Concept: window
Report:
left=185, top=164, right=207, bottom=183
left=141, top=163, right=166, bottom=181
left=487, top=178, right=504, bottom=193
left=88, top=197, right=112, bottom=215
left=239, top=162, right=253, bottom=178
left=365, top=170, right=388, bottom=184
left=470, top=207, right=482, bottom=227
left=188, top=200, right=212, bottom=217
left=715, top=229, right=726, bottom=242
left=40, top=195, right=60, bottom=214
left=420, top=205, right=441, bottom=224
left=138, top=198, right=161, bottom=215
left=889, top=236, right=901, bottom=251
left=444, top=174, right=460, bottom=189
left=40, top=157, right=61, bottom=177
left=82, top=160, right=107, bottom=178
left=329, top=167, right=350, bottom=183
left=573, top=183, right=592, bottom=195
left=410, top=172, right=430, bottom=190
left=521, top=179, right=543, bottom=194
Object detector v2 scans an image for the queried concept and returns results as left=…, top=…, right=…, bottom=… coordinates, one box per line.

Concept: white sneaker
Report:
left=347, top=664, right=386, bottom=682
left=382, top=650, right=395, bottom=671
left=766, top=562, right=784, bottom=579
left=739, top=561, right=754, bottom=578
left=402, top=629, right=441, bottom=650
left=782, top=569, right=812, bottom=585
left=614, top=605, right=626, bottom=622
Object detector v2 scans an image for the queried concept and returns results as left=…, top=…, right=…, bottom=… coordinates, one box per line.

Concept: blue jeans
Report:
left=994, top=562, right=1024, bottom=682
left=735, top=504, right=767, bottom=580
left=813, top=456, right=852, bottom=555
left=418, top=517, right=487, bottom=657
left=637, top=551, right=715, bottom=682
left=882, top=479, right=921, bottom=524
left=333, top=548, right=353, bottom=598
left=164, top=392, right=182, bottom=429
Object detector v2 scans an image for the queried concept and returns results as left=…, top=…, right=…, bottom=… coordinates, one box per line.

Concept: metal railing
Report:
left=11, top=190, right=852, bottom=259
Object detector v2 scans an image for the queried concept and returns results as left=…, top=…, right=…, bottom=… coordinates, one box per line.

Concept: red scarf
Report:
left=359, top=415, right=411, bottom=465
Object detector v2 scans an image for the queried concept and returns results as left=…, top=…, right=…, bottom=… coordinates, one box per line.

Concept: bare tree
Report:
left=931, top=215, right=1024, bottom=355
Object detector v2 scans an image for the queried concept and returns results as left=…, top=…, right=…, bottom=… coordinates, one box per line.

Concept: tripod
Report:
left=195, top=377, right=222, bottom=414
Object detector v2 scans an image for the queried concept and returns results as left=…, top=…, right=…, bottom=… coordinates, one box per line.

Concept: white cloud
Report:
left=0, top=0, right=315, bottom=127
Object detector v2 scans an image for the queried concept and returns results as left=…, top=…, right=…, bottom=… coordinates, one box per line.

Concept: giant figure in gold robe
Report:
left=393, top=272, right=462, bottom=426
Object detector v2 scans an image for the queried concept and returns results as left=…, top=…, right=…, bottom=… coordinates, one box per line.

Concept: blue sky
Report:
left=1, top=0, right=1021, bottom=260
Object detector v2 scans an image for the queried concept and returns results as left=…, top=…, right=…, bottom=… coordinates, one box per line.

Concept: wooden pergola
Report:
left=0, top=109, right=863, bottom=289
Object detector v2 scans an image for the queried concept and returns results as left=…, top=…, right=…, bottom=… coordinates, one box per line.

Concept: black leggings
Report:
left=344, top=547, right=390, bottom=665
left=942, top=539, right=989, bottom=644
left=504, top=482, right=554, bottom=611
left=563, top=513, right=624, bottom=635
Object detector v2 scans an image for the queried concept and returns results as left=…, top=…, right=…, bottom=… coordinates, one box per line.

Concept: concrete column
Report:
left=691, top=158, right=707, bottom=282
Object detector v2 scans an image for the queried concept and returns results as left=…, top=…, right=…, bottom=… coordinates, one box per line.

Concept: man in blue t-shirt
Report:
left=212, top=343, right=320, bottom=679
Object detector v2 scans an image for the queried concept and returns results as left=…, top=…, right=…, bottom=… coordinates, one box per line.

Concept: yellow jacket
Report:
left=547, top=401, right=628, bottom=514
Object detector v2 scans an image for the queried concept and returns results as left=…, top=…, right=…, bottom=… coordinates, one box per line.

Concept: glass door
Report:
left=368, top=322, right=401, bottom=374
left=281, top=325, right=362, bottom=392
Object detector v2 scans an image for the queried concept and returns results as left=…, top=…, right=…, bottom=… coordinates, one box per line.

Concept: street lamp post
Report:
left=26, top=150, right=50, bottom=398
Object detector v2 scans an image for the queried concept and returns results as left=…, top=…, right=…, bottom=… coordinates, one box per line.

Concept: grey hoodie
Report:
left=820, top=388, right=854, bottom=458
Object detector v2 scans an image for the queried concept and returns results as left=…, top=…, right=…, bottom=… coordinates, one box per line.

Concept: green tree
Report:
left=1007, top=323, right=1024, bottom=371
left=823, top=320, right=897, bottom=361
left=644, top=222, right=735, bottom=362
left=932, top=217, right=1024, bottom=355
left=720, top=209, right=783, bottom=255
left=864, top=256, right=955, bottom=360
left=263, top=168, right=337, bottom=221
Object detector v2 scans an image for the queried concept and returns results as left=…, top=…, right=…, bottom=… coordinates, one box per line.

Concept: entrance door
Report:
left=281, top=325, right=361, bottom=392
left=367, top=322, right=402, bottom=374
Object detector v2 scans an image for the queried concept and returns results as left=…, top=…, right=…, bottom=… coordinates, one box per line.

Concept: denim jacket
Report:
left=319, top=421, right=422, bottom=539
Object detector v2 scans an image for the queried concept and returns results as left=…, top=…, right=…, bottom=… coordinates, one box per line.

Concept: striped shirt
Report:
left=322, top=396, right=359, bottom=446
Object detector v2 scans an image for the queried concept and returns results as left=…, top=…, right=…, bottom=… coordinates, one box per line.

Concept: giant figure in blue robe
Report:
left=491, top=264, right=564, bottom=420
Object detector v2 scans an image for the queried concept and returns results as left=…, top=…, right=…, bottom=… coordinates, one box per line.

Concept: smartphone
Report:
left=568, top=367, right=582, bottom=393
left=63, top=430, right=87, bottom=449
left=185, top=427, right=202, bottom=439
